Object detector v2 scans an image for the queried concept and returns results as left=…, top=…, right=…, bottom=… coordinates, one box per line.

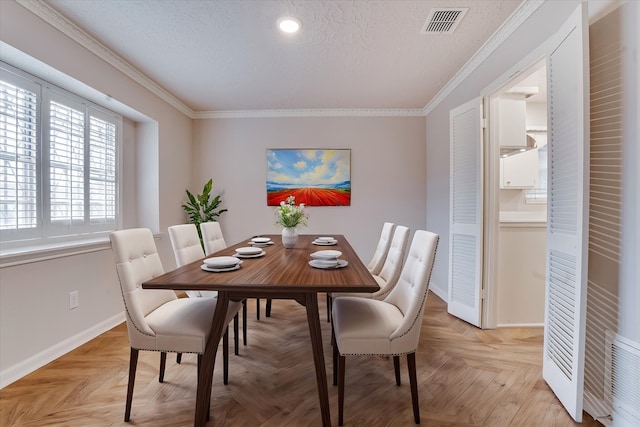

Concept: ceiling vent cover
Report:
left=421, top=8, right=468, bottom=34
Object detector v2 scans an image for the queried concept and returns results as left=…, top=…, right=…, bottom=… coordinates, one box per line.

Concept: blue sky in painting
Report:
left=267, top=149, right=350, bottom=188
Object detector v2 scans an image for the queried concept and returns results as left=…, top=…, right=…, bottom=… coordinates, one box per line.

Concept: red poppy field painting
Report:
left=267, top=149, right=351, bottom=206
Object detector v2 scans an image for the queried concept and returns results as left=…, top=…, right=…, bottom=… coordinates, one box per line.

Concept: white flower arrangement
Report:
left=275, top=196, right=309, bottom=228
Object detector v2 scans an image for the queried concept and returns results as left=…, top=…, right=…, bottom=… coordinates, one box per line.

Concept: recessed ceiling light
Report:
left=278, top=17, right=301, bottom=33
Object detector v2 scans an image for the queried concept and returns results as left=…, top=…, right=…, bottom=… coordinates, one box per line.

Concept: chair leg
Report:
left=330, top=322, right=334, bottom=346
left=242, top=300, right=248, bottom=346
left=233, top=313, right=239, bottom=355
left=394, top=355, right=401, bottom=386
left=223, top=327, right=229, bottom=385
left=159, top=351, right=167, bottom=383
left=407, top=352, right=420, bottom=424
left=332, top=330, right=338, bottom=386
left=266, top=298, right=272, bottom=317
left=256, top=298, right=260, bottom=320
left=338, top=354, right=346, bottom=426
left=176, top=353, right=182, bottom=364
left=326, top=293, right=332, bottom=322
left=125, top=348, right=138, bottom=422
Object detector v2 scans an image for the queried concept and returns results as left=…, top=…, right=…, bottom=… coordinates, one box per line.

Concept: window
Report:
left=1, top=63, right=120, bottom=248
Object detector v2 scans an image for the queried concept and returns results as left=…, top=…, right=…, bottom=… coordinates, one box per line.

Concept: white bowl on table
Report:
left=310, top=250, right=342, bottom=260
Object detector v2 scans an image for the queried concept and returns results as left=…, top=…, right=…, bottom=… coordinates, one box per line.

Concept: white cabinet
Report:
left=500, top=149, right=538, bottom=188
left=499, top=98, right=527, bottom=147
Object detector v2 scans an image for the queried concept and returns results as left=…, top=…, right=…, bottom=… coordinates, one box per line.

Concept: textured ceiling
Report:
left=43, top=0, right=521, bottom=112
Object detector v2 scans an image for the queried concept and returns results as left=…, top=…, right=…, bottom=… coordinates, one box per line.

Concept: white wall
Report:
left=191, top=116, right=427, bottom=260
left=0, top=1, right=192, bottom=387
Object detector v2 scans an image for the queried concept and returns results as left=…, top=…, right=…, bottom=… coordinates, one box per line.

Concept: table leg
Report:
left=304, top=292, right=332, bottom=427
left=194, top=291, right=229, bottom=427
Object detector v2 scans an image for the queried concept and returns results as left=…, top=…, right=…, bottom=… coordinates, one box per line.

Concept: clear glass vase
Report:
left=281, top=227, right=298, bottom=248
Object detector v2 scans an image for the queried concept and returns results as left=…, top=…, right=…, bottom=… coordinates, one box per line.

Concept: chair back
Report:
left=367, top=222, right=395, bottom=275
left=168, top=223, right=211, bottom=298
left=200, top=221, right=227, bottom=255
left=168, top=224, right=205, bottom=267
left=110, top=228, right=177, bottom=347
left=373, top=225, right=410, bottom=300
left=384, top=230, right=438, bottom=352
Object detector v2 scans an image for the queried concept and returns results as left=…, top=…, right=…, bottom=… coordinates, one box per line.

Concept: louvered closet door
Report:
left=448, top=97, right=483, bottom=327
left=543, top=4, right=590, bottom=422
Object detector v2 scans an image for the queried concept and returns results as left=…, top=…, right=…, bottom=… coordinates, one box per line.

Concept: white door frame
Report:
left=480, top=28, right=569, bottom=328
left=483, top=5, right=590, bottom=332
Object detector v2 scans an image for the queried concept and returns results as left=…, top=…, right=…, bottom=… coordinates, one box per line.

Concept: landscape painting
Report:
left=267, top=149, right=351, bottom=206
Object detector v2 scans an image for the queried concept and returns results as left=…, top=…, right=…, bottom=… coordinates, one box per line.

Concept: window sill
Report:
left=0, top=237, right=111, bottom=268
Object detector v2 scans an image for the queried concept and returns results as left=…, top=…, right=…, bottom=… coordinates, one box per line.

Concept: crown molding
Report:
left=19, top=0, right=541, bottom=121
left=194, top=108, right=426, bottom=119
left=422, top=0, right=545, bottom=116
left=16, top=0, right=195, bottom=119
left=18, top=0, right=424, bottom=120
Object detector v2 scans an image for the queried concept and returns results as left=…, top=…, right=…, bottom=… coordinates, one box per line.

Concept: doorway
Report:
left=492, top=60, right=548, bottom=327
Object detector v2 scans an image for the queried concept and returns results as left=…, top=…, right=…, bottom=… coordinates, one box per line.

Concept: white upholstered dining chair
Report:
left=367, top=221, right=395, bottom=275
left=168, top=223, right=243, bottom=356
left=369, top=224, right=410, bottom=299
left=331, top=229, right=439, bottom=425
left=200, top=221, right=270, bottom=324
left=199, top=221, right=227, bottom=255
left=168, top=223, right=217, bottom=299
left=110, top=228, right=241, bottom=422
left=327, top=222, right=396, bottom=322
left=333, top=225, right=410, bottom=301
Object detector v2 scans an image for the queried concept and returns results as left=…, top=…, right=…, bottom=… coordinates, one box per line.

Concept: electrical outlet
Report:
left=69, top=290, right=79, bottom=309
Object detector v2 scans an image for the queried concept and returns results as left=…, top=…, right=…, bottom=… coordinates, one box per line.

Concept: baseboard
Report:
left=496, top=322, right=544, bottom=328
left=0, top=311, right=125, bottom=389
left=429, top=281, right=447, bottom=302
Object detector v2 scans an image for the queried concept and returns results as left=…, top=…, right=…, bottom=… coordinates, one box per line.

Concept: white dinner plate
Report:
left=309, top=258, right=339, bottom=268
left=317, top=236, right=335, bottom=242
left=249, top=241, right=274, bottom=247
left=312, top=240, right=337, bottom=246
left=310, top=250, right=342, bottom=260
left=203, top=256, right=241, bottom=268
left=234, top=250, right=266, bottom=259
left=309, top=259, right=348, bottom=269
left=251, top=237, right=271, bottom=243
left=201, top=263, right=241, bottom=273
left=235, top=246, right=263, bottom=255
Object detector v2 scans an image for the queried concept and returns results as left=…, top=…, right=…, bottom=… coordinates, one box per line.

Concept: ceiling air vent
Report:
left=421, top=8, right=468, bottom=34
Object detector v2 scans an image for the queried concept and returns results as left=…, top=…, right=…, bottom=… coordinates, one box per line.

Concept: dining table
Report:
left=142, top=233, right=379, bottom=427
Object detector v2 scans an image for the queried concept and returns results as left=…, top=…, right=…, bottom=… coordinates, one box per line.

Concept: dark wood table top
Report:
left=143, top=234, right=379, bottom=295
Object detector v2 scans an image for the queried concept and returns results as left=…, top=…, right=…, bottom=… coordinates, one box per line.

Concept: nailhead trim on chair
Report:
left=113, top=263, right=157, bottom=339
left=133, top=347, right=200, bottom=354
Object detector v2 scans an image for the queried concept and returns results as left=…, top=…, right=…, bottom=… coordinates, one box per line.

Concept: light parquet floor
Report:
left=0, top=293, right=602, bottom=427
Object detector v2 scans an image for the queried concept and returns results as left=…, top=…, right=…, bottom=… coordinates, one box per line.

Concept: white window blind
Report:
left=0, top=76, right=39, bottom=235
left=0, top=62, right=120, bottom=248
left=88, top=111, right=117, bottom=223
left=48, top=98, right=86, bottom=225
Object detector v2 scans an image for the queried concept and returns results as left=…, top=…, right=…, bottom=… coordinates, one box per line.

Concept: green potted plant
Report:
left=182, top=178, right=227, bottom=244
